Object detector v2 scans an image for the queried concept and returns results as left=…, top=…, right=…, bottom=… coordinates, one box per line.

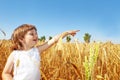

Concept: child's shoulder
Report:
left=10, top=50, right=16, bottom=54
left=10, top=50, right=20, bottom=56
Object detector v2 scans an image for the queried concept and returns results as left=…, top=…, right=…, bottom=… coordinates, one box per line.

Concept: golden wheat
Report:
left=0, top=40, right=120, bottom=80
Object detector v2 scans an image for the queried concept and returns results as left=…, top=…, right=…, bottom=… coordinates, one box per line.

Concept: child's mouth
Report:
left=33, top=39, right=38, bottom=41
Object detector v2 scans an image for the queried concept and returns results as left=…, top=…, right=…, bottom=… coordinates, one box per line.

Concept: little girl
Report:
left=2, top=24, right=79, bottom=80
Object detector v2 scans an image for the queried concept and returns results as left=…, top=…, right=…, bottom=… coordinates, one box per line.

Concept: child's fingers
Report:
left=71, top=33, right=76, bottom=36
left=71, top=30, right=80, bottom=36
left=66, top=30, right=79, bottom=36
left=71, top=32, right=77, bottom=36
left=67, top=30, right=79, bottom=33
left=71, top=30, right=80, bottom=34
left=74, top=30, right=80, bottom=32
left=70, top=30, right=80, bottom=33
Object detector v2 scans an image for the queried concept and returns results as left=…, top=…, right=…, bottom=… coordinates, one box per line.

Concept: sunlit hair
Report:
left=11, top=24, right=37, bottom=50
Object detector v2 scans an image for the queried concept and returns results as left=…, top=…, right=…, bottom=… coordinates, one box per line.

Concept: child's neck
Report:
left=23, top=46, right=34, bottom=51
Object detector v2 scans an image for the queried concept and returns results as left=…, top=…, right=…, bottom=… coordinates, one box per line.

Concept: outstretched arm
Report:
left=37, top=30, right=80, bottom=53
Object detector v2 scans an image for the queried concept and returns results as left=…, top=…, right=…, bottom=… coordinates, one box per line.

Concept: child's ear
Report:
left=19, top=38, right=24, bottom=43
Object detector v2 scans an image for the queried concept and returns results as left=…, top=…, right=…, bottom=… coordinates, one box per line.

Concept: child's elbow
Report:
left=2, top=71, right=5, bottom=80
left=2, top=71, right=12, bottom=80
left=2, top=71, right=7, bottom=80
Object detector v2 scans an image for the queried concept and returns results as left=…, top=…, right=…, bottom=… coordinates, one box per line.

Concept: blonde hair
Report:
left=11, top=24, right=37, bottom=50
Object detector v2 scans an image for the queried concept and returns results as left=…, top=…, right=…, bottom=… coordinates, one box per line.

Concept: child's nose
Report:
left=34, top=34, right=38, bottom=39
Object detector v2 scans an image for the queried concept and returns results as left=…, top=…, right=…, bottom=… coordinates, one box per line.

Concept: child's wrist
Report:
left=53, top=36, right=58, bottom=43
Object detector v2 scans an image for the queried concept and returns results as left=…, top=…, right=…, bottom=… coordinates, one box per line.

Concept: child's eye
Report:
left=30, top=33, right=34, bottom=36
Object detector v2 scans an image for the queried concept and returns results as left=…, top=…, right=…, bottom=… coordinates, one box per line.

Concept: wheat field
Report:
left=0, top=40, right=120, bottom=80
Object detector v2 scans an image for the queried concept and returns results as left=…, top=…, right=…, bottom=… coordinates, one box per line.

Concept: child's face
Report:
left=23, top=29, right=38, bottom=48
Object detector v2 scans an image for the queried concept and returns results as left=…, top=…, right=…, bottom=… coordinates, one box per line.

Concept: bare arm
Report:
left=2, top=53, right=14, bottom=80
left=37, top=30, right=80, bottom=53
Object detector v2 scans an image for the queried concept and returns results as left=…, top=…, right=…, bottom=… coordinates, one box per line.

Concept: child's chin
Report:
left=33, top=41, right=38, bottom=43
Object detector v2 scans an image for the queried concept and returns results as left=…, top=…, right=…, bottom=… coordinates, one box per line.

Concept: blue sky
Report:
left=0, top=0, right=120, bottom=43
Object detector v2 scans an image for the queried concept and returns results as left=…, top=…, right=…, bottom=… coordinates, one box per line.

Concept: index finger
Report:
left=73, top=30, right=80, bottom=32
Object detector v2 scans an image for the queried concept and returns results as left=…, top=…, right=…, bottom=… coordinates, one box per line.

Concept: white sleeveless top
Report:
left=12, top=47, right=40, bottom=80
